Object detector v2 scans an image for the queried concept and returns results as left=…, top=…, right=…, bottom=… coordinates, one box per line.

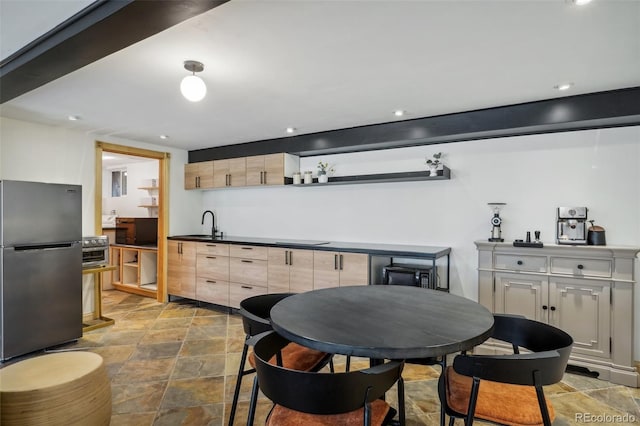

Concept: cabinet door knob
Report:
left=550, top=306, right=556, bottom=311
left=542, top=305, right=548, bottom=310
left=517, top=260, right=523, bottom=265
left=577, top=264, right=584, bottom=270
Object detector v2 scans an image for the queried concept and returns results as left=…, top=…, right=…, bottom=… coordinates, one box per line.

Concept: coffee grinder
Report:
left=488, top=202, right=506, bottom=242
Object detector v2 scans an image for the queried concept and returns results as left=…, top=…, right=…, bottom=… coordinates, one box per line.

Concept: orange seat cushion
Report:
left=249, top=342, right=328, bottom=372
left=266, top=398, right=391, bottom=426
left=445, top=366, right=555, bottom=426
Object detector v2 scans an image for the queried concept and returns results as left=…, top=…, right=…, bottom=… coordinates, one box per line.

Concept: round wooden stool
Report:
left=0, top=352, right=111, bottom=426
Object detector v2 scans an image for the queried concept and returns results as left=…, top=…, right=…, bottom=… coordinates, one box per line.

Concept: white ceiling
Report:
left=1, top=0, right=639, bottom=152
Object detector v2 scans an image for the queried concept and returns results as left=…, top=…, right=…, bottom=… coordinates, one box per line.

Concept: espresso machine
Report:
left=556, top=207, right=588, bottom=245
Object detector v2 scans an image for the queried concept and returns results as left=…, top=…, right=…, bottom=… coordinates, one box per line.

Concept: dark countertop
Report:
left=168, top=235, right=450, bottom=258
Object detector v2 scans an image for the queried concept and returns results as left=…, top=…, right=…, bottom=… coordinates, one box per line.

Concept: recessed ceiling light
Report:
left=67, top=115, right=80, bottom=121
left=554, top=83, right=574, bottom=91
left=572, top=0, right=592, bottom=5
left=285, top=127, right=296, bottom=134
left=393, top=110, right=406, bottom=117
left=160, top=135, right=169, bottom=140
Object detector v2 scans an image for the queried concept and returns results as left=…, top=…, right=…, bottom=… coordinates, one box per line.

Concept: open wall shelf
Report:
left=288, top=166, right=450, bottom=186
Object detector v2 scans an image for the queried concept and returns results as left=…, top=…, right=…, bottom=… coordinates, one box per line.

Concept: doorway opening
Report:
left=95, top=141, right=169, bottom=303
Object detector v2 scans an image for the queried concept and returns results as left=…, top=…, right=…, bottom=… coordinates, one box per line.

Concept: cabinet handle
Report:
left=206, top=280, right=217, bottom=284
left=550, top=306, right=556, bottom=311
left=577, top=264, right=584, bottom=270
left=289, top=250, right=293, bottom=265
left=178, top=242, right=183, bottom=254
left=542, top=305, right=548, bottom=310
left=241, top=260, right=253, bottom=263
left=339, top=254, right=344, bottom=270
left=241, top=247, right=253, bottom=250
left=285, top=250, right=289, bottom=265
left=206, top=244, right=217, bottom=247
left=241, top=285, right=253, bottom=289
left=227, top=174, right=231, bottom=186
left=206, top=256, right=217, bottom=259
left=517, top=260, right=523, bottom=265
left=334, top=254, right=338, bottom=270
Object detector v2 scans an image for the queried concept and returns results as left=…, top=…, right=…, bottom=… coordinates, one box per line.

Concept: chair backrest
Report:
left=253, top=331, right=403, bottom=415
left=239, top=293, right=295, bottom=337
left=453, top=314, right=573, bottom=386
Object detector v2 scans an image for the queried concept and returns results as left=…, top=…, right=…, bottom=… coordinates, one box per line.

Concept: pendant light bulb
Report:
left=180, top=60, right=206, bottom=102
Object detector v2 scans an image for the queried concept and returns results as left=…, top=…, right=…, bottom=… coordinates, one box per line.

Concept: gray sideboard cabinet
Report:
left=475, top=241, right=640, bottom=387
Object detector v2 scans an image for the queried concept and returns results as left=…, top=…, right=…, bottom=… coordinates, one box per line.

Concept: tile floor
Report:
left=6, top=290, right=640, bottom=425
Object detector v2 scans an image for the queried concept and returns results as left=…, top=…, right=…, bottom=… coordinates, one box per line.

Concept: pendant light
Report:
left=180, top=60, right=206, bottom=102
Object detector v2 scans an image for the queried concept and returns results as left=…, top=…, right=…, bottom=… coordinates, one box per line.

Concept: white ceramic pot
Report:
left=318, top=173, right=328, bottom=183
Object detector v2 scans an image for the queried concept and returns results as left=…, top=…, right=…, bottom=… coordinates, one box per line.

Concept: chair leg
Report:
left=534, top=383, right=552, bottom=426
left=247, top=376, right=260, bottom=426
left=465, top=377, right=480, bottom=426
left=229, top=342, right=249, bottom=426
left=397, top=376, right=406, bottom=426
left=329, top=357, right=335, bottom=373
left=346, top=355, right=351, bottom=372
left=438, top=357, right=447, bottom=426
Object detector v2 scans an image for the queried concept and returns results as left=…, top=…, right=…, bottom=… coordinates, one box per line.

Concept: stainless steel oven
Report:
left=82, top=236, right=109, bottom=268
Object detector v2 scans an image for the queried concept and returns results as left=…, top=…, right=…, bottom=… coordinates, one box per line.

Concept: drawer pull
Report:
left=241, top=260, right=253, bottom=263
left=577, top=264, right=584, bottom=270
left=206, top=244, right=218, bottom=247
left=206, top=280, right=217, bottom=284
left=206, top=256, right=217, bottom=259
left=517, top=260, right=523, bottom=265
left=241, top=285, right=253, bottom=289
left=241, top=247, right=253, bottom=250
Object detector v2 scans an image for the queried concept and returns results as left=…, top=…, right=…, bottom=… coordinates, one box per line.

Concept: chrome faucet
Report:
left=201, top=210, right=217, bottom=239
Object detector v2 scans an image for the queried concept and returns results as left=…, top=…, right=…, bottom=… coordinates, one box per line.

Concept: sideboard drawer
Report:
left=494, top=254, right=547, bottom=273
left=550, top=257, right=612, bottom=278
left=229, top=283, right=267, bottom=309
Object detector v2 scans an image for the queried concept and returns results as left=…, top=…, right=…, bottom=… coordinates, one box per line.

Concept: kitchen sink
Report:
left=275, top=240, right=331, bottom=246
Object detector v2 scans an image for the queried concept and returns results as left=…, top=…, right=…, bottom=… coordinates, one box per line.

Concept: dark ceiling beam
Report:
left=189, top=86, right=640, bottom=162
left=0, top=0, right=229, bottom=104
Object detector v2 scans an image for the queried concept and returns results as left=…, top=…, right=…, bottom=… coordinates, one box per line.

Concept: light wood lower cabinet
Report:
left=167, top=240, right=196, bottom=299
left=268, top=248, right=314, bottom=293
left=313, top=251, right=369, bottom=289
left=167, top=240, right=370, bottom=311
left=476, top=241, right=640, bottom=387
left=196, top=242, right=230, bottom=306
left=229, top=245, right=268, bottom=308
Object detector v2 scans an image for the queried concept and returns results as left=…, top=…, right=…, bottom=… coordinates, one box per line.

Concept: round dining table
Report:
left=270, top=285, right=494, bottom=360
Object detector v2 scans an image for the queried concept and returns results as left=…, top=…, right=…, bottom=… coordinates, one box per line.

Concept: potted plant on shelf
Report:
left=425, top=152, right=443, bottom=177
left=317, top=161, right=334, bottom=183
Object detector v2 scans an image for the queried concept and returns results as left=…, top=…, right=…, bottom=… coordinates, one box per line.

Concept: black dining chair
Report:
left=253, top=331, right=405, bottom=426
left=228, top=293, right=333, bottom=426
left=438, top=314, right=573, bottom=426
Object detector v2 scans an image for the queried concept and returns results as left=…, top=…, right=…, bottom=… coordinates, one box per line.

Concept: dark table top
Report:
left=270, top=286, right=494, bottom=359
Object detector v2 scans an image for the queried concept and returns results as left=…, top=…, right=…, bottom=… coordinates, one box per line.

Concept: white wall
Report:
left=202, top=126, right=640, bottom=356
left=103, top=160, right=160, bottom=217
left=0, top=117, right=201, bottom=313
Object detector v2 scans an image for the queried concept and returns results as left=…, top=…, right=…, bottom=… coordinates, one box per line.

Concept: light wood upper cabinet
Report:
left=184, top=161, right=214, bottom=190
left=167, top=240, right=196, bottom=299
left=313, top=251, right=369, bottom=289
left=246, top=153, right=299, bottom=186
left=213, top=158, right=246, bottom=187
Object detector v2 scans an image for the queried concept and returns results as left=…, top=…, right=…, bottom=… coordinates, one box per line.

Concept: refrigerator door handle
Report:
left=13, top=242, right=78, bottom=251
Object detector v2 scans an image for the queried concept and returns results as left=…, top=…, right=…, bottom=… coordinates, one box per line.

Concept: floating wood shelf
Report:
left=288, top=166, right=450, bottom=186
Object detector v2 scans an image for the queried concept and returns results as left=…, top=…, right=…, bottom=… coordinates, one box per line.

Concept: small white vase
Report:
left=428, top=165, right=438, bottom=177
left=318, top=173, right=328, bottom=183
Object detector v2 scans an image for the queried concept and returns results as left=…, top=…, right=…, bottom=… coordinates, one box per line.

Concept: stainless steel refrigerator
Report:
left=0, top=180, right=82, bottom=361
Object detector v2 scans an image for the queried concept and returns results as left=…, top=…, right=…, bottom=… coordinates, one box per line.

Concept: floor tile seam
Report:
left=553, top=389, right=629, bottom=414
